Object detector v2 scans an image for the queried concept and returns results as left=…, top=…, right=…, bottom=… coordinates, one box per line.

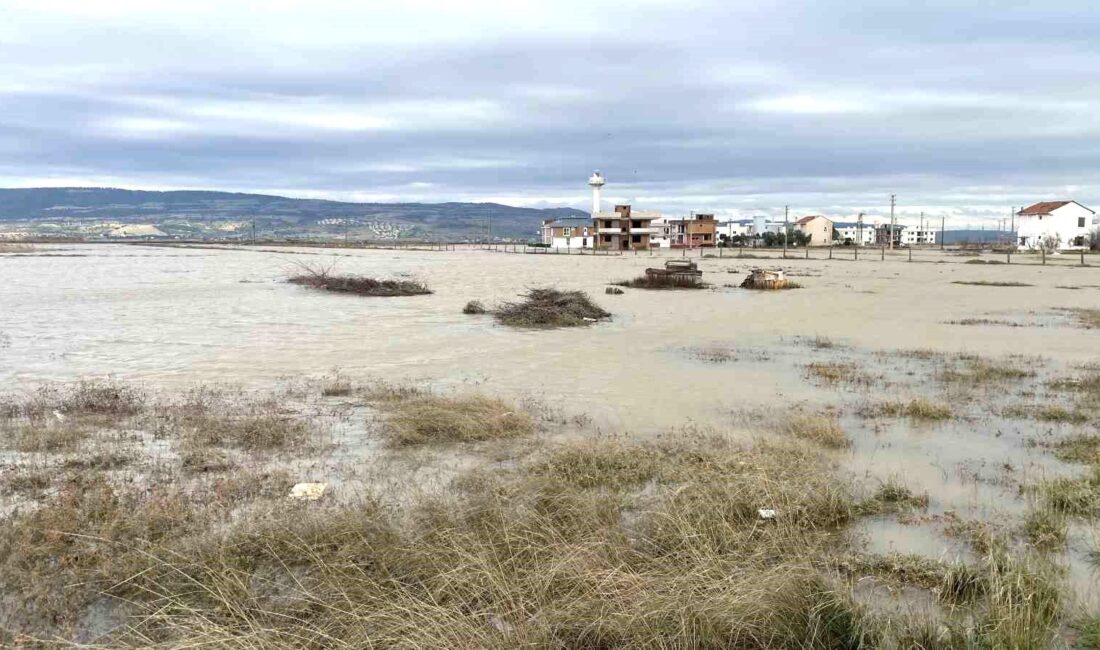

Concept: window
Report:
left=602, top=235, right=611, bottom=243
left=582, top=238, right=588, bottom=247
left=631, top=235, right=641, bottom=243
left=603, top=220, right=613, bottom=228
left=563, top=227, right=572, bottom=237
left=583, top=227, right=589, bottom=236
left=1080, top=217, right=1087, bottom=227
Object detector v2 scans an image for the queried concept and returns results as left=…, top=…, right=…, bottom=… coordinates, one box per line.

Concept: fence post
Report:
left=804, top=247, right=809, bottom=259
left=881, top=246, right=885, bottom=261
left=1082, top=249, right=1086, bottom=266
left=1042, top=248, right=1046, bottom=265
left=828, top=246, right=832, bottom=260
left=854, top=246, right=858, bottom=261
left=908, top=247, right=912, bottom=262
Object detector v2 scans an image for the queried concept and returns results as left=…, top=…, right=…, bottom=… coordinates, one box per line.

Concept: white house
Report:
left=539, top=217, right=595, bottom=249
left=900, top=227, right=938, bottom=246
left=833, top=222, right=875, bottom=246
left=1016, top=201, right=1096, bottom=250
left=716, top=219, right=754, bottom=240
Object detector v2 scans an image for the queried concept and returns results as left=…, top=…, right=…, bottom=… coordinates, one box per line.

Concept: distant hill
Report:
left=0, top=188, right=588, bottom=240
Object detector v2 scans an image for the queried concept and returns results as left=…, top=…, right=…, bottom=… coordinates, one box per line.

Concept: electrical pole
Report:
left=1010, top=206, right=1015, bottom=247
left=783, top=205, right=789, bottom=257
left=889, top=194, right=896, bottom=250
left=857, top=212, right=864, bottom=247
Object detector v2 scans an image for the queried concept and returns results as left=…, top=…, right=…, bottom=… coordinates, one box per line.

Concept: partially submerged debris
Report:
left=605, top=286, right=625, bottom=295
left=740, top=268, right=799, bottom=290
left=494, top=288, right=610, bottom=328
left=616, top=259, right=705, bottom=289
left=288, top=265, right=431, bottom=296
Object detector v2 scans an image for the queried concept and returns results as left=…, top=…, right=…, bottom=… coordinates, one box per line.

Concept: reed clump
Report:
left=613, top=275, right=706, bottom=290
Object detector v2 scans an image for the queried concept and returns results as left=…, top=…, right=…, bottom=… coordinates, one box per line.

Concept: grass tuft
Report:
left=375, top=393, right=534, bottom=446
left=778, top=415, right=850, bottom=448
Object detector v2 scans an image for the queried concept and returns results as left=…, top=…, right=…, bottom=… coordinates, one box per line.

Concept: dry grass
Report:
left=612, top=274, right=706, bottom=289
left=804, top=362, right=869, bottom=384
left=288, top=264, right=431, bottom=296
left=1064, top=308, right=1100, bottom=329
left=855, top=480, right=930, bottom=515
left=373, top=392, right=535, bottom=446
left=952, top=280, right=1034, bottom=287
left=494, top=288, right=610, bottom=328
left=154, top=388, right=318, bottom=451
left=861, top=397, right=953, bottom=420
left=0, top=382, right=1076, bottom=647
left=939, top=357, right=1036, bottom=383
left=778, top=415, right=850, bottom=448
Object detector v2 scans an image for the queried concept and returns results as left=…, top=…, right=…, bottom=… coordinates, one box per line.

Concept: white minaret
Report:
left=587, top=170, right=605, bottom=216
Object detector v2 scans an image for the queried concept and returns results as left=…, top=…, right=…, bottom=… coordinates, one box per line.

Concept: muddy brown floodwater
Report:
left=3, top=242, right=1100, bottom=612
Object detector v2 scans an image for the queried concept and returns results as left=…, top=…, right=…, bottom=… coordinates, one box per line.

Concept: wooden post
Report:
left=881, top=245, right=885, bottom=261
left=1042, top=248, right=1046, bottom=265
left=828, top=246, right=832, bottom=260
left=804, top=246, right=809, bottom=259
left=854, top=246, right=858, bottom=261
left=908, top=247, right=912, bottom=262
left=1007, top=249, right=1011, bottom=264
left=1082, top=249, right=1086, bottom=266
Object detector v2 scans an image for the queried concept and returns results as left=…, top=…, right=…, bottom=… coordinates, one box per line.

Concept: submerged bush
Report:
left=494, top=288, right=610, bottom=328
left=462, top=300, right=487, bottom=314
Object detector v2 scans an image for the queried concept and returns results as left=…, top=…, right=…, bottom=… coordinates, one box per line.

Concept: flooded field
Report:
left=2, top=242, right=1100, bottom=646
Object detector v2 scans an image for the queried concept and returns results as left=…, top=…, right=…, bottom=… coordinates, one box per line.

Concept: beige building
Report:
left=593, top=204, right=659, bottom=251
left=795, top=215, right=834, bottom=246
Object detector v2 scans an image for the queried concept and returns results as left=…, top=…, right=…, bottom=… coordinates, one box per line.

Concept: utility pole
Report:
left=889, top=194, right=896, bottom=250
left=940, top=215, right=945, bottom=250
left=1010, top=206, right=1016, bottom=247
left=783, top=205, right=789, bottom=258
left=857, top=212, right=864, bottom=247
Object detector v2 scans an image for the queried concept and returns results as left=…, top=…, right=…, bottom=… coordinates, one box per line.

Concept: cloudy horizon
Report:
left=2, top=0, right=1098, bottom=226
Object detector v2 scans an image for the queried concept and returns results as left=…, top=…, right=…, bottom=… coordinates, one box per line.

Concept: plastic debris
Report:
left=52, top=410, right=66, bottom=422
left=757, top=508, right=777, bottom=520
left=288, top=482, right=327, bottom=501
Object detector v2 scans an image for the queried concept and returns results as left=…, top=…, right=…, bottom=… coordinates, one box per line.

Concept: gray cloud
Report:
left=1, top=0, right=1099, bottom=224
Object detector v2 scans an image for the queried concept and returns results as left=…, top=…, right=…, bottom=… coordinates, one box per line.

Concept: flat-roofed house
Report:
left=794, top=215, right=834, bottom=246
left=593, top=204, right=659, bottom=251
left=1016, top=201, right=1096, bottom=250
left=662, top=213, right=718, bottom=248
left=540, top=217, right=595, bottom=249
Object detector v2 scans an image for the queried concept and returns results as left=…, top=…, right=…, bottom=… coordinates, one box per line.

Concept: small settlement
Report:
left=539, top=172, right=1098, bottom=251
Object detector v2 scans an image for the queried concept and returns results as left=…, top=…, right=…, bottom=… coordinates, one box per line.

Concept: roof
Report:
left=1018, top=201, right=1093, bottom=215
left=545, top=217, right=593, bottom=226
left=795, top=215, right=830, bottom=225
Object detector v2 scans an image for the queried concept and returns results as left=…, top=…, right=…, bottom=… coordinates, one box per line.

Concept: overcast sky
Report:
left=1, top=0, right=1097, bottom=225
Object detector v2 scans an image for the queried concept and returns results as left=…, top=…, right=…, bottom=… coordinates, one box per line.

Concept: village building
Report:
left=900, top=227, right=938, bottom=246
left=540, top=217, right=595, bottom=249
left=657, top=213, right=717, bottom=248
left=1016, top=201, right=1096, bottom=250
left=793, top=215, right=834, bottom=246
left=833, top=221, right=874, bottom=246
left=874, top=223, right=905, bottom=247
left=593, top=204, right=659, bottom=251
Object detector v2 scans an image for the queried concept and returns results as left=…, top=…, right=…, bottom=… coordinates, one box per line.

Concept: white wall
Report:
left=1017, top=203, right=1095, bottom=250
